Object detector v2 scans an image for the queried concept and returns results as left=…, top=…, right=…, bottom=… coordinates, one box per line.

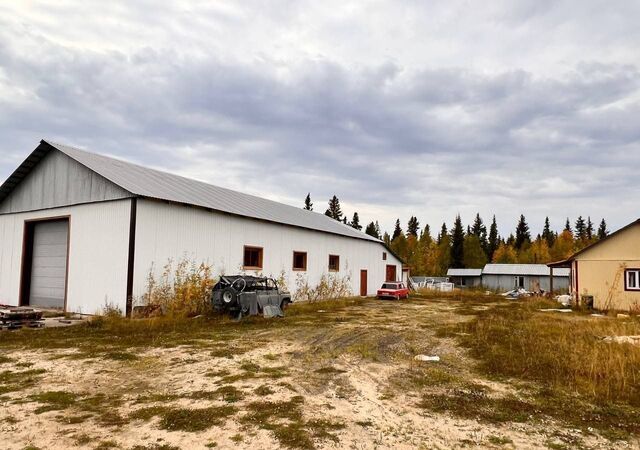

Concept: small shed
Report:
left=446, top=268, right=482, bottom=287
left=482, top=264, right=569, bottom=293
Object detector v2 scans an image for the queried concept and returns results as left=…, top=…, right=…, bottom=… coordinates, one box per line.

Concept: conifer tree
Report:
left=350, top=212, right=362, bottom=230
left=597, top=219, right=608, bottom=240
left=392, top=219, right=403, bottom=240
left=407, top=216, right=420, bottom=237
left=586, top=216, right=594, bottom=240
left=542, top=217, right=555, bottom=247
left=365, top=221, right=379, bottom=239
left=450, top=215, right=465, bottom=268
left=514, top=214, right=531, bottom=250
left=383, top=232, right=391, bottom=245
left=437, top=223, right=448, bottom=244
left=304, top=193, right=313, bottom=211
left=422, top=224, right=431, bottom=241
left=575, top=216, right=587, bottom=241
left=324, top=195, right=343, bottom=221
left=487, top=215, right=500, bottom=262
left=375, top=221, right=382, bottom=239
left=564, top=218, right=572, bottom=233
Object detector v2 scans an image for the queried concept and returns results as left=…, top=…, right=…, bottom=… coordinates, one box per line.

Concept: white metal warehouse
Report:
left=0, top=140, right=402, bottom=315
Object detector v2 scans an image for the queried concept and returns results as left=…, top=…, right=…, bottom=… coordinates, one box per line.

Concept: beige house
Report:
left=549, top=219, right=640, bottom=311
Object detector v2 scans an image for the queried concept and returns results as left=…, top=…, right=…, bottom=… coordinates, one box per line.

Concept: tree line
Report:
left=304, top=193, right=609, bottom=276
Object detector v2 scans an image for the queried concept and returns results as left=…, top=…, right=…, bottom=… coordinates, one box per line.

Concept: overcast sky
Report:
left=1, top=1, right=639, bottom=237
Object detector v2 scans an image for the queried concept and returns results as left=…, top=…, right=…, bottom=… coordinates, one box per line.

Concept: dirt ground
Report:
left=0, top=295, right=637, bottom=450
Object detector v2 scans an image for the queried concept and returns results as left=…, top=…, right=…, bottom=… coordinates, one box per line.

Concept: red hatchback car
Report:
left=377, top=282, right=410, bottom=300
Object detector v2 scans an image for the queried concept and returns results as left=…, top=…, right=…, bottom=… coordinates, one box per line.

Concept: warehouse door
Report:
left=360, top=270, right=367, bottom=296
left=22, top=219, right=69, bottom=309
left=386, top=265, right=397, bottom=282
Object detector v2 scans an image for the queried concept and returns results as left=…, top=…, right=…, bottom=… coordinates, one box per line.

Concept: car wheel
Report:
left=221, top=287, right=238, bottom=306
left=281, top=299, right=291, bottom=310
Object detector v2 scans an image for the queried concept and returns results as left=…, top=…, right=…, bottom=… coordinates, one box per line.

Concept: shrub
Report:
left=141, top=257, right=216, bottom=317
left=293, top=273, right=352, bottom=302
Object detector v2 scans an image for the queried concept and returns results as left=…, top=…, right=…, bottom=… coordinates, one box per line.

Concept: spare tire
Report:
left=221, top=287, right=238, bottom=306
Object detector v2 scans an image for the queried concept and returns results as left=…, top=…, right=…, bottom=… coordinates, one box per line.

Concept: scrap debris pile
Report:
left=0, top=304, right=44, bottom=329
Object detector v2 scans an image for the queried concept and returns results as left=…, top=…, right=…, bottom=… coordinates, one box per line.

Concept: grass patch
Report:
left=314, top=367, right=346, bottom=375
left=241, top=396, right=343, bottom=448
left=94, top=441, right=119, bottom=449
left=254, top=384, right=275, bottom=396
left=488, top=435, right=513, bottom=445
left=30, top=391, right=77, bottom=413
left=355, top=419, right=373, bottom=427
left=72, top=433, right=93, bottom=445
left=159, top=405, right=237, bottom=431
left=456, top=298, right=640, bottom=405
left=129, top=404, right=237, bottom=431
left=133, top=393, right=180, bottom=404
left=428, top=298, right=640, bottom=439
left=130, top=406, right=172, bottom=421
left=0, top=355, right=13, bottom=364
left=418, top=385, right=536, bottom=424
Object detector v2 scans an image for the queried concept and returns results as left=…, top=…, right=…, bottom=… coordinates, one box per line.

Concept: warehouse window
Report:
left=293, top=251, right=307, bottom=271
left=328, top=255, right=340, bottom=272
left=383, top=252, right=387, bottom=261
left=625, top=269, right=640, bottom=291
left=243, top=246, right=263, bottom=269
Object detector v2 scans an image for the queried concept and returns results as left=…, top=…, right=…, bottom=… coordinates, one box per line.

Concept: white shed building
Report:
left=0, top=140, right=402, bottom=315
left=481, top=264, right=570, bottom=292
left=446, top=268, right=482, bottom=287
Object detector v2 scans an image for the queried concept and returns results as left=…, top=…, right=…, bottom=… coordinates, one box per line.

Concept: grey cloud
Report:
left=0, top=2, right=639, bottom=236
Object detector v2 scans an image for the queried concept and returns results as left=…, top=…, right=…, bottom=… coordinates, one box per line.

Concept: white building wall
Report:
left=0, top=199, right=131, bottom=313
left=132, top=199, right=400, bottom=300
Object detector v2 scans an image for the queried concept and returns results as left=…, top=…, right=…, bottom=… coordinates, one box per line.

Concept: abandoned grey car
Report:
left=211, top=275, right=292, bottom=318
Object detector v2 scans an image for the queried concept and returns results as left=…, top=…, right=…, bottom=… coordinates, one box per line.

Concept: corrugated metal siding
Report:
left=132, top=199, right=401, bottom=299
left=0, top=150, right=131, bottom=214
left=44, top=141, right=380, bottom=243
left=481, top=274, right=570, bottom=292
left=0, top=200, right=131, bottom=313
left=447, top=268, right=483, bottom=277
left=483, top=264, right=570, bottom=277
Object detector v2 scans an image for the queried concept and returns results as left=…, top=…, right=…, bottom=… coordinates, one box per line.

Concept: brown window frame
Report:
left=624, top=269, right=640, bottom=291
left=383, top=252, right=387, bottom=261
left=292, top=251, right=307, bottom=271
left=328, top=254, right=340, bottom=272
left=243, top=246, right=263, bottom=270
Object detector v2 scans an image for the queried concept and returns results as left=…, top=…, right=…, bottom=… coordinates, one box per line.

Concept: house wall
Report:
left=0, top=200, right=132, bottom=313
left=574, top=260, right=640, bottom=310
left=132, top=199, right=400, bottom=301
left=573, top=223, right=640, bottom=311
left=482, top=274, right=569, bottom=292
left=0, top=150, right=131, bottom=214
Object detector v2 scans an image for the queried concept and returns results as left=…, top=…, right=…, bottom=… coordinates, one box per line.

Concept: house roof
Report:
left=548, top=219, right=640, bottom=267
left=0, top=140, right=385, bottom=245
left=483, top=264, right=570, bottom=277
left=447, top=268, right=482, bottom=277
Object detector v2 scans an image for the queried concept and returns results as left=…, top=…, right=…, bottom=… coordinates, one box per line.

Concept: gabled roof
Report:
left=0, top=140, right=384, bottom=245
left=548, top=219, right=640, bottom=267
left=447, top=268, right=482, bottom=277
left=483, top=264, right=570, bottom=277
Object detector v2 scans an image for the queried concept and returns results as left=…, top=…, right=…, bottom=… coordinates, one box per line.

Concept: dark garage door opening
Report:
left=20, top=218, right=69, bottom=309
